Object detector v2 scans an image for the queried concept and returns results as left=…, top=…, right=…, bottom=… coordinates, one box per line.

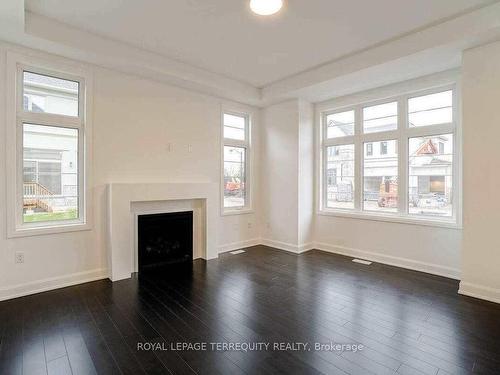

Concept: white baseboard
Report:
left=0, top=268, right=109, bottom=301
left=261, top=238, right=314, bottom=254
left=218, top=238, right=261, bottom=254
left=458, top=281, right=500, bottom=304
left=314, top=242, right=461, bottom=280
left=298, top=242, right=315, bottom=253
left=0, top=241, right=462, bottom=302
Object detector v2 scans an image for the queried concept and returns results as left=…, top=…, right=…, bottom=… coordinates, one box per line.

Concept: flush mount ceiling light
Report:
left=250, top=0, right=283, bottom=16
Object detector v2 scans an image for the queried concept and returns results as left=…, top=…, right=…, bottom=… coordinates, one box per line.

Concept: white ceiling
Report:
left=25, top=0, right=495, bottom=88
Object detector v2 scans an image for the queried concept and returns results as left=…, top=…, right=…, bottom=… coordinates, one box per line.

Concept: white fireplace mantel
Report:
left=106, top=182, right=219, bottom=281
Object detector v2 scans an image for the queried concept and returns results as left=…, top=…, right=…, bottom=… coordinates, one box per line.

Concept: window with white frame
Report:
left=321, top=87, right=458, bottom=223
left=15, top=66, right=86, bottom=228
left=222, top=112, right=250, bottom=212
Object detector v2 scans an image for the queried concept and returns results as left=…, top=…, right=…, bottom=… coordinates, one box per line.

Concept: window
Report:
left=325, top=145, right=355, bottom=209
left=23, top=124, right=79, bottom=223
left=408, top=90, right=452, bottom=127
left=326, top=110, right=355, bottom=138
left=222, top=112, right=251, bottom=212
left=320, top=87, right=458, bottom=225
left=363, top=101, right=397, bottom=133
left=366, top=143, right=373, bottom=156
left=408, top=134, right=453, bottom=217
left=23, top=71, right=79, bottom=117
left=363, top=140, right=398, bottom=213
left=10, top=61, right=88, bottom=234
left=380, top=141, right=388, bottom=155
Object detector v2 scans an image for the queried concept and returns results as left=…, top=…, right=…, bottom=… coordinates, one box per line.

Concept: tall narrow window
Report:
left=16, top=67, right=85, bottom=228
left=366, top=143, right=373, bottom=156
left=222, top=112, right=250, bottom=212
left=380, top=141, right=388, bottom=155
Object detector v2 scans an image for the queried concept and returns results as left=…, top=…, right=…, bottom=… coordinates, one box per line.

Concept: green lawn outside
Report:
left=23, top=209, right=78, bottom=223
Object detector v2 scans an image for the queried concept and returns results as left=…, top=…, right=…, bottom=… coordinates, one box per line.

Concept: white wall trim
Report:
left=298, top=242, right=315, bottom=253
left=0, top=268, right=108, bottom=301
left=314, top=242, right=461, bottom=280
left=221, top=239, right=461, bottom=282
left=458, top=282, right=500, bottom=305
left=218, top=238, right=261, bottom=254
left=21, top=12, right=261, bottom=106
left=262, top=2, right=500, bottom=103
left=261, top=238, right=314, bottom=254
left=0, top=240, right=465, bottom=302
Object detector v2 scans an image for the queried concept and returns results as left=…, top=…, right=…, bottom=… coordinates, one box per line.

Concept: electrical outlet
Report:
left=247, top=222, right=252, bottom=229
left=15, top=252, right=24, bottom=264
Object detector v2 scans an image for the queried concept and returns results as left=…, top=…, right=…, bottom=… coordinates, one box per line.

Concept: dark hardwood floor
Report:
left=1, top=245, right=500, bottom=375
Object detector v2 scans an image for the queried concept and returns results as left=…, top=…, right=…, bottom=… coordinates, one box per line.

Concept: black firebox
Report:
left=138, top=211, right=193, bottom=272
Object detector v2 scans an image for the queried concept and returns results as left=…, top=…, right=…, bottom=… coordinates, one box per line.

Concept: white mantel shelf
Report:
left=106, top=183, right=219, bottom=281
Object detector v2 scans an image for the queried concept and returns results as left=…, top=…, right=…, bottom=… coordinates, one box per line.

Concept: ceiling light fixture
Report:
left=250, top=0, right=283, bottom=16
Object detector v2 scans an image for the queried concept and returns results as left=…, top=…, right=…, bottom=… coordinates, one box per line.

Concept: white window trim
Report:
left=6, top=51, right=93, bottom=238
left=317, top=82, right=462, bottom=229
left=221, top=109, right=253, bottom=215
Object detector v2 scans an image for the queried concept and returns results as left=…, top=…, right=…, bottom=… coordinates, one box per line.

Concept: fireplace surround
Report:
left=106, top=183, right=218, bottom=281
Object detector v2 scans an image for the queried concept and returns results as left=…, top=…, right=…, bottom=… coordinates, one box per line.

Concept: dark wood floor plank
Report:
left=47, top=355, right=72, bottom=375
left=22, top=295, right=48, bottom=375
left=2, top=245, right=500, bottom=375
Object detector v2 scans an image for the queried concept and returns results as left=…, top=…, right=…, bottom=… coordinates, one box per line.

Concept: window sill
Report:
left=317, top=209, right=461, bottom=229
left=221, top=208, right=254, bottom=216
left=7, top=221, right=92, bottom=238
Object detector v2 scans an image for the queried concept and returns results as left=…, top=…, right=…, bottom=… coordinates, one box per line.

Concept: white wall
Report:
left=0, top=44, right=261, bottom=300
left=261, top=100, right=299, bottom=247
left=261, top=99, right=314, bottom=252
left=298, top=100, right=314, bottom=247
left=460, top=41, right=500, bottom=303
left=315, top=216, right=461, bottom=278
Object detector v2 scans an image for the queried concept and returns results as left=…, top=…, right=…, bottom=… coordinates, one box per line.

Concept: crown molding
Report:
left=261, top=2, right=500, bottom=104
left=1, top=1, right=500, bottom=107
left=0, top=8, right=262, bottom=107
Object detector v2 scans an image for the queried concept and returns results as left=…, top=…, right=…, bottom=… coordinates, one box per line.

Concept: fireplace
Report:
left=137, top=211, right=193, bottom=272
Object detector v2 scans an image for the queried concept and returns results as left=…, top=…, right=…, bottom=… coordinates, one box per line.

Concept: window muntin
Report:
left=23, top=71, right=79, bottom=117
left=320, top=87, right=457, bottom=224
left=222, top=112, right=250, bottom=212
left=408, top=134, right=453, bottom=217
left=363, top=140, right=398, bottom=213
left=363, top=101, right=397, bottom=133
left=326, top=110, right=355, bottom=138
left=22, top=124, right=79, bottom=223
left=408, top=90, right=452, bottom=127
left=326, top=145, right=355, bottom=209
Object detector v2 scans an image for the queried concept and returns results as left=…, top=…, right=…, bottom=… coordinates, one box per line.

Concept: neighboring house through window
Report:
left=320, top=87, right=457, bottom=223
left=7, top=55, right=89, bottom=236
left=222, top=112, right=251, bottom=212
